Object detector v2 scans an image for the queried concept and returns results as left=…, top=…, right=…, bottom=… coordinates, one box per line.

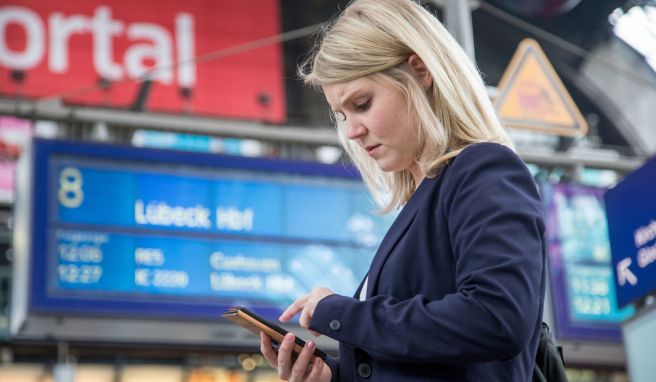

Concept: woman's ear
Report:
left=407, top=54, right=433, bottom=90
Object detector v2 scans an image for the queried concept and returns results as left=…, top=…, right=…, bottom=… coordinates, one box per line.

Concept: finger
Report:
left=259, top=332, right=278, bottom=368
left=306, top=357, right=324, bottom=381
left=309, top=329, right=322, bottom=337
left=290, top=340, right=316, bottom=381
left=277, top=333, right=296, bottom=380
left=280, top=294, right=309, bottom=322
left=299, top=301, right=315, bottom=329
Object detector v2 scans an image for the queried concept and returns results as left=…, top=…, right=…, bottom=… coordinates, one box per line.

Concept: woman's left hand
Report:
left=279, top=287, right=335, bottom=334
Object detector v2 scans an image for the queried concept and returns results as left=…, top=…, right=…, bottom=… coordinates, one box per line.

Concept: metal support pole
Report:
left=441, top=0, right=476, bottom=61
left=54, top=342, right=76, bottom=382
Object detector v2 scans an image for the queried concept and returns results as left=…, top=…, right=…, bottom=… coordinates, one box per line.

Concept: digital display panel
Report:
left=542, top=182, right=634, bottom=341
left=28, top=139, right=393, bottom=320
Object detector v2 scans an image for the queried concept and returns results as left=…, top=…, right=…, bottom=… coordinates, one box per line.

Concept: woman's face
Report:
left=323, top=75, right=424, bottom=182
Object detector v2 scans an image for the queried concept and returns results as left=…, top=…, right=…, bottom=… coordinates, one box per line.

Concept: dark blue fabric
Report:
left=310, top=142, right=546, bottom=381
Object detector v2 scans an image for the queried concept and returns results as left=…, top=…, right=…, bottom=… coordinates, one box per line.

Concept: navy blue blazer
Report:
left=310, top=143, right=546, bottom=381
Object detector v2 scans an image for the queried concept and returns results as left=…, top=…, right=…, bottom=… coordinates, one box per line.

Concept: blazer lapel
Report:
left=365, top=178, right=434, bottom=299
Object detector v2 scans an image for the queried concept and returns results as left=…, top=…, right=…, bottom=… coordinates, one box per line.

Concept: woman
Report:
left=260, top=0, right=546, bottom=380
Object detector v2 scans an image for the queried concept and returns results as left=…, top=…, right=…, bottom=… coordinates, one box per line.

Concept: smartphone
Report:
left=222, top=306, right=328, bottom=360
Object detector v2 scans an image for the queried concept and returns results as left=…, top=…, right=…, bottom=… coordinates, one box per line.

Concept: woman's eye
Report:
left=355, top=100, right=370, bottom=111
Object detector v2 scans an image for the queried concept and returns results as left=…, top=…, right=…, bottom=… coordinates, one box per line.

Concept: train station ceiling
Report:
left=281, top=0, right=656, bottom=156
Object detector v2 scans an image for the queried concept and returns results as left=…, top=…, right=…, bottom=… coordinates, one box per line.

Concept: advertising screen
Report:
left=25, top=139, right=392, bottom=321
left=542, top=182, right=634, bottom=341
left=0, top=1, right=285, bottom=122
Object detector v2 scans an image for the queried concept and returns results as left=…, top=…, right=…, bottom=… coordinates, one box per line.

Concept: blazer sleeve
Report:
left=324, top=356, right=339, bottom=382
left=309, top=143, right=545, bottom=364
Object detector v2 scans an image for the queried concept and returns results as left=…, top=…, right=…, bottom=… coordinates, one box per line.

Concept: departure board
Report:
left=541, top=182, right=634, bottom=341
left=26, top=139, right=393, bottom=320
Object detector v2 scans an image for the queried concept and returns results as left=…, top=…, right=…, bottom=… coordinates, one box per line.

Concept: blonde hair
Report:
left=299, top=0, right=513, bottom=213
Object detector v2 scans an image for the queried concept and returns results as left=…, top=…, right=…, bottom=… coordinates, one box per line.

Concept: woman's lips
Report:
left=366, top=144, right=381, bottom=156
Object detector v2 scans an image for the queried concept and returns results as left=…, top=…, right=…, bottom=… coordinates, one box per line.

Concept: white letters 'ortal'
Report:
left=0, top=5, right=196, bottom=87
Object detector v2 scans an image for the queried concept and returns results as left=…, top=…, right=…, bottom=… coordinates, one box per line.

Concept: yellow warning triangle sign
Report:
left=494, top=38, right=588, bottom=137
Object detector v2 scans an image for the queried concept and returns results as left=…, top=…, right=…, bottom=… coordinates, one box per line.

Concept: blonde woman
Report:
left=260, top=0, right=546, bottom=381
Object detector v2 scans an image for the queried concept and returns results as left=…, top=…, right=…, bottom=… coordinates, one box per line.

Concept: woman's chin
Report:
left=375, top=160, right=403, bottom=173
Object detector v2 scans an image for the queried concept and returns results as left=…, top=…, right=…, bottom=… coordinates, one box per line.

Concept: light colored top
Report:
left=359, top=276, right=368, bottom=301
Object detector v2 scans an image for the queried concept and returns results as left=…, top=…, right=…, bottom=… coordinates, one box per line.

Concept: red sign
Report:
left=0, top=1, right=286, bottom=123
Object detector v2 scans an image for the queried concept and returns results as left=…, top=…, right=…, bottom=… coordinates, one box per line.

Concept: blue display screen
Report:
left=51, top=159, right=376, bottom=243
left=542, top=182, right=634, bottom=341
left=29, top=139, right=393, bottom=320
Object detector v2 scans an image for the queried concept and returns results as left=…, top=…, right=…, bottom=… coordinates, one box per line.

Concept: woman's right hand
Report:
left=260, top=332, right=331, bottom=382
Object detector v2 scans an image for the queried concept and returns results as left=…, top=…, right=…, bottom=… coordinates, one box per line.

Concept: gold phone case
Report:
left=222, top=306, right=327, bottom=360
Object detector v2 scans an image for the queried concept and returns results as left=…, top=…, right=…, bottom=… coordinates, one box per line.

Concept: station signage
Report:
left=14, top=139, right=392, bottom=322
left=0, top=0, right=285, bottom=122
left=542, top=182, right=634, bottom=341
left=605, top=156, right=656, bottom=308
left=495, top=39, right=588, bottom=137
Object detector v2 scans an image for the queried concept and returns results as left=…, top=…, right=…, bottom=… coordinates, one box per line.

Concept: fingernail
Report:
left=307, top=341, right=315, bottom=350
left=284, top=334, right=294, bottom=343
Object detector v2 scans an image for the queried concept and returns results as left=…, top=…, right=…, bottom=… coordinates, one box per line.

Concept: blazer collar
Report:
left=364, top=177, right=436, bottom=298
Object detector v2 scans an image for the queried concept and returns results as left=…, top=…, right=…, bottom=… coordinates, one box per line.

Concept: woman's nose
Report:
left=345, top=119, right=366, bottom=140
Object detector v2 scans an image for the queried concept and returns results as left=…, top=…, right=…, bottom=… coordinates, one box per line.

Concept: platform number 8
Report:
left=58, top=167, right=84, bottom=208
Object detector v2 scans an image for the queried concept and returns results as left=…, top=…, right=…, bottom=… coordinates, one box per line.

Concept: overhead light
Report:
left=613, top=5, right=656, bottom=72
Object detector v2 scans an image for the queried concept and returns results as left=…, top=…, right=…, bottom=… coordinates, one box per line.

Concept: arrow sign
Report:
left=606, top=156, right=656, bottom=308
left=617, top=257, right=638, bottom=286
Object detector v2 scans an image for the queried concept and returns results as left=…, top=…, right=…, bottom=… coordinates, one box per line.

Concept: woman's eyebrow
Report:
left=333, top=89, right=366, bottom=112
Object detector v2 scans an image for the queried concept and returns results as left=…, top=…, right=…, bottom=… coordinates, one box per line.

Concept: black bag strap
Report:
left=533, top=322, right=569, bottom=382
